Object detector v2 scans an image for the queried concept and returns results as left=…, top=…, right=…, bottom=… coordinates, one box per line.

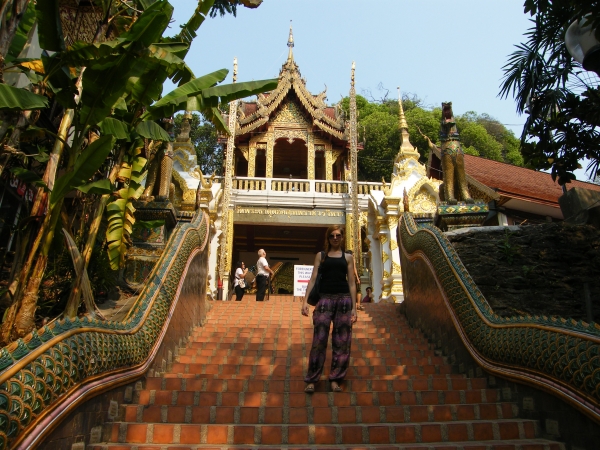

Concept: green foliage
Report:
left=500, top=0, right=600, bottom=184
left=106, top=146, right=147, bottom=270
left=6, top=1, right=36, bottom=62
left=50, top=135, right=116, bottom=207
left=173, top=112, right=223, bottom=175
left=0, top=84, right=48, bottom=111
left=358, top=111, right=399, bottom=181
left=342, top=94, right=524, bottom=182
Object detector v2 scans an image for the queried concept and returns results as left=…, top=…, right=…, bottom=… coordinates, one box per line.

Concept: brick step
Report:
left=136, top=389, right=503, bottom=407
left=176, top=356, right=448, bottom=367
left=183, top=349, right=440, bottom=359
left=167, top=364, right=453, bottom=377
left=122, top=403, right=519, bottom=424
left=92, top=441, right=564, bottom=450
left=145, top=377, right=488, bottom=392
left=104, top=419, right=541, bottom=445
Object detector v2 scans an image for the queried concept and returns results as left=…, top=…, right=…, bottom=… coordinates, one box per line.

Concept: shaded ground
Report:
left=96, top=287, right=138, bottom=322
left=447, top=223, right=600, bottom=323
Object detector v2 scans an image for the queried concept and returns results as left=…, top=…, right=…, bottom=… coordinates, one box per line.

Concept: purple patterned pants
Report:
left=304, top=293, right=353, bottom=383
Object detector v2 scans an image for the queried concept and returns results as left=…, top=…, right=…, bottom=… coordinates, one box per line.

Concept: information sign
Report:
left=293, top=265, right=314, bottom=297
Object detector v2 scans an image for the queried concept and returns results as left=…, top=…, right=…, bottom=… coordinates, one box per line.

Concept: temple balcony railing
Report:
left=227, top=176, right=384, bottom=195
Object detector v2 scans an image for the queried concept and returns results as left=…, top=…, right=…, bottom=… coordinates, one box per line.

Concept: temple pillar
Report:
left=157, top=143, right=174, bottom=199
left=307, top=135, right=315, bottom=180
left=266, top=132, right=274, bottom=178
left=345, top=212, right=355, bottom=253
left=382, top=198, right=403, bottom=303
left=325, top=149, right=333, bottom=181
left=248, top=144, right=256, bottom=177
left=376, top=217, right=392, bottom=301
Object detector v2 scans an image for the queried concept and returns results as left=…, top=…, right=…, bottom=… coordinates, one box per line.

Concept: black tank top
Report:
left=319, top=252, right=350, bottom=294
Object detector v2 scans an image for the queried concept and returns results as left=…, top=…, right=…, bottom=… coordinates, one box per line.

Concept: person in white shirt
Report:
left=234, top=261, right=248, bottom=301
left=256, top=249, right=274, bottom=301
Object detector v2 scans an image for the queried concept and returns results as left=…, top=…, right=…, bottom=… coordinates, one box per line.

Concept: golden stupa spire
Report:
left=287, top=21, right=294, bottom=61
left=398, top=86, right=408, bottom=130
left=396, top=86, right=419, bottom=160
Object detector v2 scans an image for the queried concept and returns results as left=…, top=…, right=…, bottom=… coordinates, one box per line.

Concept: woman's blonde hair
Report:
left=324, top=225, right=345, bottom=254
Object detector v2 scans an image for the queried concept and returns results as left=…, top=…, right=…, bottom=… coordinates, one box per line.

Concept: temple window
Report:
left=255, top=148, right=266, bottom=178
left=235, top=148, right=248, bottom=177
left=315, top=149, right=325, bottom=180
left=273, top=138, right=307, bottom=179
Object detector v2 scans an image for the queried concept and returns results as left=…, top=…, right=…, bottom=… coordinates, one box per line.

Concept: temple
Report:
left=161, top=27, right=600, bottom=303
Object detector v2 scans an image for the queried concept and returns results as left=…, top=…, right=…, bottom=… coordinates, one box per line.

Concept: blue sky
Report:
left=165, top=1, right=592, bottom=180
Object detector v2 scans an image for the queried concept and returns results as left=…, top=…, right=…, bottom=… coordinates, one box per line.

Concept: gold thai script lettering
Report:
left=235, top=206, right=344, bottom=218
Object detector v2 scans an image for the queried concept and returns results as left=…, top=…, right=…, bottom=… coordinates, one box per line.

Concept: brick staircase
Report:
left=93, top=297, right=563, bottom=449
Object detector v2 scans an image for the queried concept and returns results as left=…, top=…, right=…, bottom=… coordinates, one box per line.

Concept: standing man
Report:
left=256, top=249, right=274, bottom=301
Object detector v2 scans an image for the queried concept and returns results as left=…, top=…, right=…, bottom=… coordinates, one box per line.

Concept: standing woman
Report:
left=234, top=261, right=248, bottom=301
left=302, top=225, right=357, bottom=393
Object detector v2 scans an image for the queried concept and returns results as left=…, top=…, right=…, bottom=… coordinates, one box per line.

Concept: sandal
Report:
left=331, top=381, right=342, bottom=392
left=304, top=383, right=315, bottom=393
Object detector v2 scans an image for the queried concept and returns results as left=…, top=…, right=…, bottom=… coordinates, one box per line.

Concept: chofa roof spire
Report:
left=396, top=86, right=419, bottom=160
left=287, top=21, right=294, bottom=62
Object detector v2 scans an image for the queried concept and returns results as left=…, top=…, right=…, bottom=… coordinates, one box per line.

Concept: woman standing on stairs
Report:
left=302, top=225, right=357, bottom=393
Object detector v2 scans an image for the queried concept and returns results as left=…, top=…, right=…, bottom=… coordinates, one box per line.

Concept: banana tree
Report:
left=0, top=0, right=277, bottom=340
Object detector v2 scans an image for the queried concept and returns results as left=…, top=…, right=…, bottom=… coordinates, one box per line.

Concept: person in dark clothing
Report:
left=301, top=225, right=357, bottom=393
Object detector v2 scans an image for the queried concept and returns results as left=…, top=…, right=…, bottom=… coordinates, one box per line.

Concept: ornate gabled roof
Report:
left=235, top=25, right=346, bottom=139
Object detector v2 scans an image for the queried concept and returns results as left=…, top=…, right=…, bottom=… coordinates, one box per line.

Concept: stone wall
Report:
left=447, top=223, right=600, bottom=322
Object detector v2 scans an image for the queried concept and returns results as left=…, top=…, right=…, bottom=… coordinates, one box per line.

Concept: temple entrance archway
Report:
left=273, top=138, right=308, bottom=179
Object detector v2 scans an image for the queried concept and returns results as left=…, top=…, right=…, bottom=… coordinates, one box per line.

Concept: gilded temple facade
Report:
left=168, top=31, right=440, bottom=302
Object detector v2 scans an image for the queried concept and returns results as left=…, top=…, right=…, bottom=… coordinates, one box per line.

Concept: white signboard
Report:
left=293, top=265, right=314, bottom=297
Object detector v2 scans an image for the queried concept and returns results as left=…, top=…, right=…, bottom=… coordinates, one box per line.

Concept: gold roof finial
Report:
left=398, top=87, right=409, bottom=130
left=233, top=57, right=238, bottom=83
left=287, top=21, right=294, bottom=61
left=395, top=85, right=418, bottom=160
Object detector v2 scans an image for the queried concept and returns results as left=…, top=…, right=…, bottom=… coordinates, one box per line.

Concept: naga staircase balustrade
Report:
left=0, top=211, right=211, bottom=449
left=398, top=212, right=600, bottom=426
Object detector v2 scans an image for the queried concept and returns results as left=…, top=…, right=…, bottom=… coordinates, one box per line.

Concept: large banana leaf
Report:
left=6, top=1, right=37, bottom=62
left=99, top=118, right=131, bottom=141
left=136, top=121, right=171, bottom=141
left=78, top=2, right=175, bottom=127
left=202, top=79, right=278, bottom=103
left=119, top=1, right=173, bottom=48
left=42, top=52, right=78, bottom=109
left=10, top=168, right=48, bottom=190
left=0, top=84, right=48, bottom=111
left=50, top=135, right=116, bottom=207
left=142, top=68, right=229, bottom=120
left=76, top=179, right=114, bottom=195
left=175, top=0, right=215, bottom=49
left=106, top=151, right=147, bottom=270
left=35, top=0, right=65, bottom=52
